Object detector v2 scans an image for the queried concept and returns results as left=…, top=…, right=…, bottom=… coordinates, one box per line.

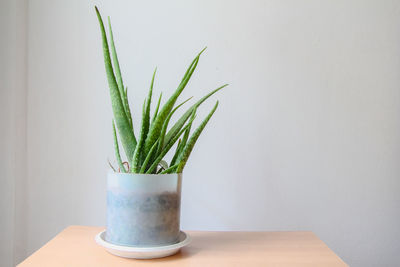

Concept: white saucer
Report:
left=95, top=231, right=191, bottom=259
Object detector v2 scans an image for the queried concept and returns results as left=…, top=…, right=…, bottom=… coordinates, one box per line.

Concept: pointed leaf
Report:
left=95, top=7, right=136, bottom=159
left=157, top=96, right=192, bottom=154
left=177, top=101, right=219, bottom=173
left=139, top=139, right=159, bottom=173
left=144, top=49, right=205, bottom=155
left=108, top=17, right=125, bottom=101
left=146, top=123, right=190, bottom=174
left=112, top=120, right=126, bottom=173
left=143, top=68, right=156, bottom=141
left=122, top=86, right=133, bottom=128
left=151, top=92, right=162, bottom=124
left=170, top=138, right=182, bottom=167
left=170, top=108, right=196, bottom=166
left=160, top=163, right=179, bottom=174
left=131, top=99, right=147, bottom=173
left=164, top=84, right=227, bottom=147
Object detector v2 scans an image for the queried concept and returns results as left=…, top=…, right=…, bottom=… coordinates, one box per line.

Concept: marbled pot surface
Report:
left=106, top=190, right=181, bottom=247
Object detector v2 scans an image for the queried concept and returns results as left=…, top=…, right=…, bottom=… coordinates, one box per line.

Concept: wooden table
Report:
left=18, top=226, right=348, bottom=267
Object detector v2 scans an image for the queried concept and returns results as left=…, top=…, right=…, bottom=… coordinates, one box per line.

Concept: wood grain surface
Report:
left=18, top=225, right=348, bottom=267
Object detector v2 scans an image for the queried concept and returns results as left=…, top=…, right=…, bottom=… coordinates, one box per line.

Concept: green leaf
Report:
left=108, top=15, right=133, bottom=128
left=95, top=7, right=136, bottom=159
left=151, top=92, right=162, bottom=124
left=157, top=96, right=193, bottom=155
left=144, top=49, right=205, bottom=156
left=170, top=138, right=182, bottom=167
left=108, top=22, right=132, bottom=128
left=108, top=18, right=125, bottom=103
left=177, top=101, right=219, bottom=173
left=112, top=120, right=126, bottom=173
left=122, top=86, right=133, bottom=128
left=146, top=123, right=191, bottom=174
left=170, top=108, right=196, bottom=166
left=143, top=68, right=156, bottom=142
left=180, top=107, right=196, bottom=148
left=160, top=163, right=179, bottom=174
left=139, top=139, right=159, bottom=173
left=131, top=99, right=147, bottom=173
left=164, top=84, right=227, bottom=147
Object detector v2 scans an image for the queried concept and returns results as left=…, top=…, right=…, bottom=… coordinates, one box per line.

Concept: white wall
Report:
left=24, top=0, right=400, bottom=266
left=0, top=0, right=27, bottom=266
left=0, top=1, right=16, bottom=264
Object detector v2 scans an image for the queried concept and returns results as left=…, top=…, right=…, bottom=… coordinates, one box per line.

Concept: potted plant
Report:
left=95, top=7, right=227, bottom=248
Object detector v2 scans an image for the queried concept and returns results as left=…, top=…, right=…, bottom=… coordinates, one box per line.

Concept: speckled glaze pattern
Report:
left=106, top=172, right=182, bottom=247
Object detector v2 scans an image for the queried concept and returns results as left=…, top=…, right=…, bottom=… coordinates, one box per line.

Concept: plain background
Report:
left=1, top=0, right=400, bottom=266
left=0, top=0, right=27, bottom=266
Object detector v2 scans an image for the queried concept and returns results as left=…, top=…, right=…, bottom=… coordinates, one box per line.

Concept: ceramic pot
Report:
left=106, top=172, right=182, bottom=247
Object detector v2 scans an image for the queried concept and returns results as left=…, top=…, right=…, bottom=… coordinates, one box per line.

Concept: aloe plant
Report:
left=95, top=6, right=227, bottom=174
